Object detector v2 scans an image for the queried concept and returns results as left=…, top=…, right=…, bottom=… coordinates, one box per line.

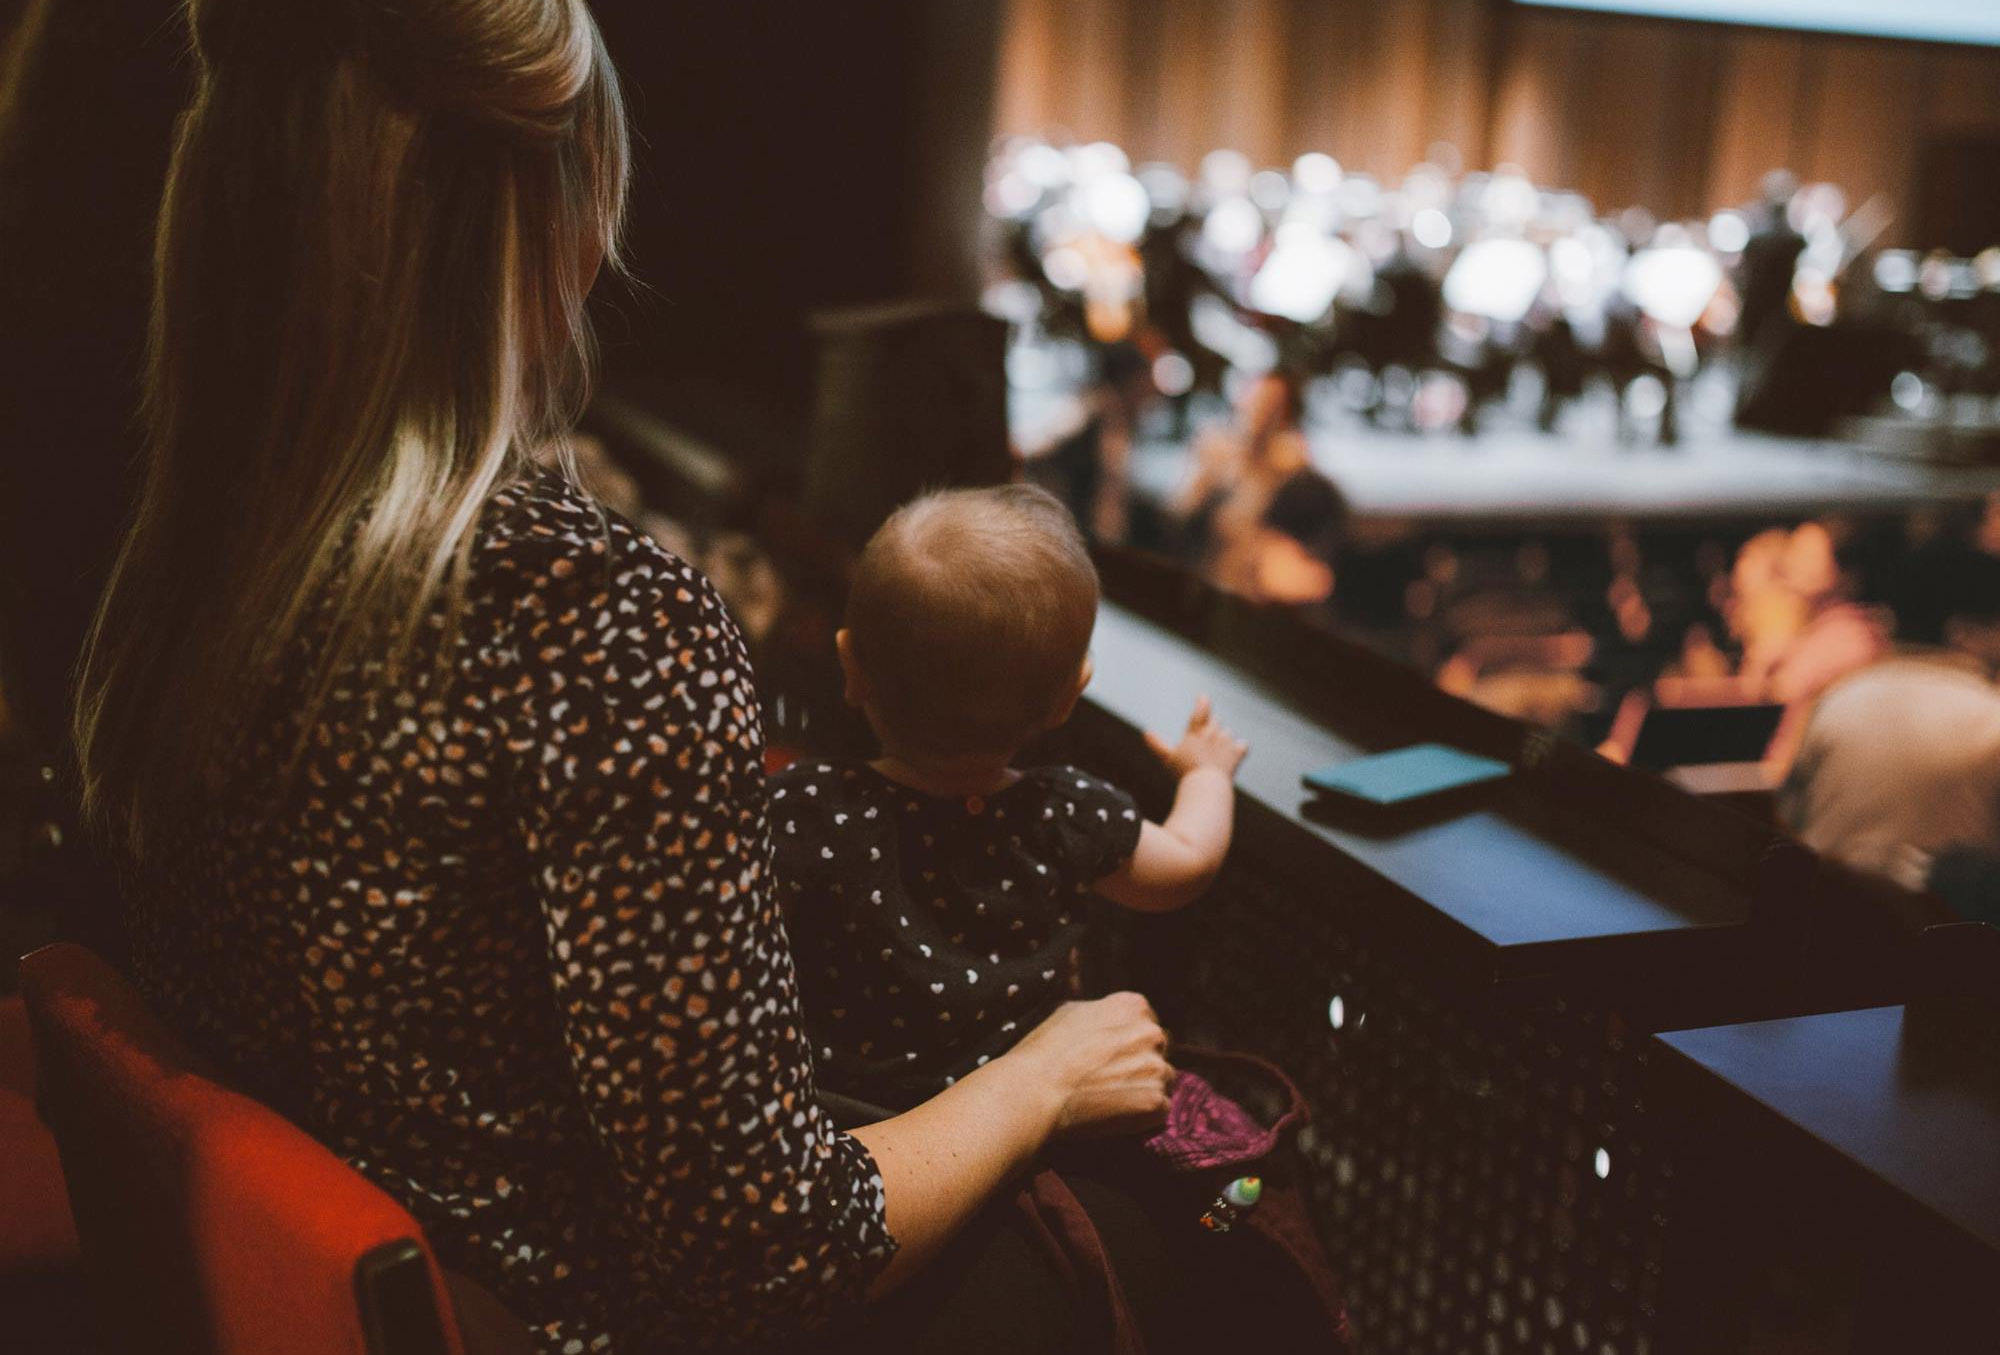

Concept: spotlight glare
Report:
left=1622, top=245, right=1723, bottom=329
left=1443, top=238, right=1548, bottom=323
left=1293, top=152, right=1343, bottom=195
left=1081, top=171, right=1151, bottom=244
left=1202, top=196, right=1265, bottom=257
left=1152, top=352, right=1195, bottom=397
left=1412, top=207, right=1453, bottom=250
left=1707, top=209, right=1750, bottom=255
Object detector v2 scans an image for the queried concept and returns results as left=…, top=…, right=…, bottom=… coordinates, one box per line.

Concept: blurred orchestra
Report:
left=987, top=133, right=2000, bottom=776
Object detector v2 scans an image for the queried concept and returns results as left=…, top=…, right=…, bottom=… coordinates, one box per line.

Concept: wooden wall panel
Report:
left=993, top=0, right=2000, bottom=244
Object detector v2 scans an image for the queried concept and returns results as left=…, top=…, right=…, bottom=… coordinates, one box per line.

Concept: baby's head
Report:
left=841, top=485, right=1098, bottom=762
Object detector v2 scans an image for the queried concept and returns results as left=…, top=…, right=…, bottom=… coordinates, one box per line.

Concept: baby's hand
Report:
left=1144, top=695, right=1248, bottom=780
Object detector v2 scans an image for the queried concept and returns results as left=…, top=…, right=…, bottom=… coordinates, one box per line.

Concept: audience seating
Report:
left=18, top=943, right=532, bottom=1355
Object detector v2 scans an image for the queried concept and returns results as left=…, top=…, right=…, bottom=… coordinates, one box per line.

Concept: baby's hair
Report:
left=846, top=484, right=1099, bottom=758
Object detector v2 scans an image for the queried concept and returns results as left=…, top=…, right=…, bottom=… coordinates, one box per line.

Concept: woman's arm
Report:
left=496, top=527, right=898, bottom=1343
left=851, top=991, right=1172, bottom=1294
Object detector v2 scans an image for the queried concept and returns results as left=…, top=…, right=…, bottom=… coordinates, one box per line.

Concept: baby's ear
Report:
left=835, top=629, right=869, bottom=707
left=1045, top=656, right=1093, bottom=730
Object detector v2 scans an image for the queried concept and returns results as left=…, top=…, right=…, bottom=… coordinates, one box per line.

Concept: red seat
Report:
left=18, top=942, right=475, bottom=1355
left=0, top=990, right=80, bottom=1271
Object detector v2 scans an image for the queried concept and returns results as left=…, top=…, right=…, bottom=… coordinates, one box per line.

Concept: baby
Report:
left=772, top=483, right=1246, bottom=1112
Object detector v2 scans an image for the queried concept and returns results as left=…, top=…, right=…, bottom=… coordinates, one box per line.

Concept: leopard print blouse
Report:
left=126, top=471, right=895, bottom=1353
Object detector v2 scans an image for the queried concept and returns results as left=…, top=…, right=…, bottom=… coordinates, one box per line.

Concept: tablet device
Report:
left=1301, top=743, right=1512, bottom=806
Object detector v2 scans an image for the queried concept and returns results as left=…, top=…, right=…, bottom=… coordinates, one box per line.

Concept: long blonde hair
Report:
left=74, top=0, right=629, bottom=855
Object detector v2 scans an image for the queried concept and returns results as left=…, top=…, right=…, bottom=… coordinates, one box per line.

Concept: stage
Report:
left=1133, top=422, right=2000, bottom=528
left=1046, top=381, right=2000, bottom=529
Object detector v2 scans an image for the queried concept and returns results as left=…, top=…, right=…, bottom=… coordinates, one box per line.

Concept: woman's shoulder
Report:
left=476, top=468, right=720, bottom=616
left=465, top=468, right=750, bottom=704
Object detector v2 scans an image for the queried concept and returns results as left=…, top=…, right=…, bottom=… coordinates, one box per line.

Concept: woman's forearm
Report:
left=849, top=1049, right=1062, bottom=1295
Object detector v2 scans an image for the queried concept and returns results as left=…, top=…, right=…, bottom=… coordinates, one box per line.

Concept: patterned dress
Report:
left=126, top=471, right=895, bottom=1353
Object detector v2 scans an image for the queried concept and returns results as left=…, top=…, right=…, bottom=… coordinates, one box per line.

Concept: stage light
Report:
left=1005, top=345, right=1057, bottom=390
left=1622, top=245, right=1723, bottom=328
left=1442, top=237, right=1547, bottom=323
left=1594, top=1148, right=1611, bottom=1181
left=1041, top=245, right=1088, bottom=292
left=1484, top=169, right=1540, bottom=228
left=1202, top=195, right=1265, bottom=257
left=1707, top=209, right=1750, bottom=255
left=1328, top=995, right=1346, bottom=1030
left=1080, top=171, right=1151, bottom=244
left=1249, top=225, right=1355, bottom=323
left=980, top=279, right=1040, bottom=324
left=1200, top=148, right=1253, bottom=196
left=1874, top=250, right=1919, bottom=293
left=1069, top=140, right=1130, bottom=181
left=1411, top=207, right=1453, bottom=250
left=1152, top=351, right=1195, bottom=397
left=1625, top=373, right=1669, bottom=421
left=1017, top=141, right=1069, bottom=190
left=1293, top=152, right=1343, bottom=195
left=1338, top=174, right=1384, bottom=219
left=1891, top=371, right=1927, bottom=412
left=984, top=171, right=1040, bottom=220
left=1250, top=169, right=1291, bottom=213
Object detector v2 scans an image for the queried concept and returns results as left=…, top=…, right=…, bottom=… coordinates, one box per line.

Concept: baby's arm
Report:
left=1095, top=695, right=1248, bottom=913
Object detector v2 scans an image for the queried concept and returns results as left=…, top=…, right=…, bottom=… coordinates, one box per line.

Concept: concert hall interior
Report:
left=4, top=3, right=2000, bottom=1353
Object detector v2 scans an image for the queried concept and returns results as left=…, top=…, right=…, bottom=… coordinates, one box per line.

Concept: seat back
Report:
left=18, top=943, right=465, bottom=1355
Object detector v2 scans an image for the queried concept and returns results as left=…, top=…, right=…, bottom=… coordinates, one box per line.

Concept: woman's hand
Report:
left=849, top=991, right=1171, bottom=1295
left=1011, top=991, right=1173, bottom=1137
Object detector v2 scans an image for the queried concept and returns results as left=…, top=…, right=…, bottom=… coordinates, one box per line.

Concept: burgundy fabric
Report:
left=1239, top=1185, right=1354, bottom=1350
left=18, top=943, right=467, bottom=1355
left=1142, top=1072, right=1283, bottom=1173
left=0, top=992, right=80, bottom=1272
left=1017, top=1170, right=1146, bottom=1355
left=1141, top=1046, right=1308, bottom=1172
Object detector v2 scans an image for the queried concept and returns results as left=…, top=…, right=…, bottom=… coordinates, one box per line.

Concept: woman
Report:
left=72, top=2, right=1170, bottom=1350
left=1171, top=372, right=1346, bottom=606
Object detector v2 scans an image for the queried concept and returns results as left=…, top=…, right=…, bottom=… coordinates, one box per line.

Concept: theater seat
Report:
left=18, top=943, right=531, bottom=1355
left=0, top=989, right=92, bottom=1351
left=0, top=991, right=80, bottom=1270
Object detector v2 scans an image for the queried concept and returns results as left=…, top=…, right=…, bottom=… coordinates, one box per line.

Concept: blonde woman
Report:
left=73, top=3, right=1170, bottom=1350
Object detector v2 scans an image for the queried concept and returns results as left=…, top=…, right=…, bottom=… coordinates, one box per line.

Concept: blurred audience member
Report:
left=1780, top=660, right=2000, bottom=919
left=1732, top=522, right=1888, bottom=704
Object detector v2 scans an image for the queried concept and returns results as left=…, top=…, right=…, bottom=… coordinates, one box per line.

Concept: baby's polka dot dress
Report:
left=771, top=761, right=1143, bottom=1112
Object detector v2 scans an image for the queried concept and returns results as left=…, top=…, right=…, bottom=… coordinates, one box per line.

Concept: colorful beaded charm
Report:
left=1199, top=1175, right=1265, bottom=1232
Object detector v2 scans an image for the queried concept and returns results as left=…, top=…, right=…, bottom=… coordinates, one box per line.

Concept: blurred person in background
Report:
left=1170, top=370, right=1346, bottom=606
left=1735, top=169, right=1806, bottom=357
left=1781, top=659, right=2000, bottom=925
left=1731, top=522, right=1888, bottom=705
